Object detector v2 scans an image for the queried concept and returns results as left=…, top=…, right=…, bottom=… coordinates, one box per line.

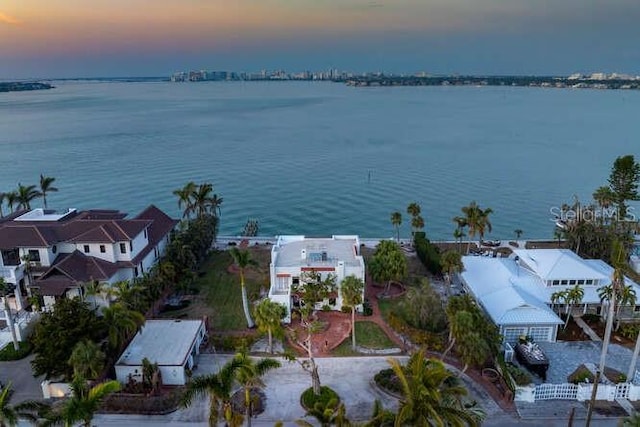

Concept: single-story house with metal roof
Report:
left=115, top=319, right=206, bottom=386
left=460, top=249, right=640, bottom=344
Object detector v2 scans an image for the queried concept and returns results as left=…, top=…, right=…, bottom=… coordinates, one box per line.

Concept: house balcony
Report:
left=0, top=264, right=25, bottom=283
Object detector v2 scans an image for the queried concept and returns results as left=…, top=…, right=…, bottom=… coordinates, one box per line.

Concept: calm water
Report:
left=1, top=81, right=639, bottom=240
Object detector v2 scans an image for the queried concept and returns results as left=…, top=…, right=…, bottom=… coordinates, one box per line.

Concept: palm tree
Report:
left=461, top=201, right=493, bottom=252
left=229, top=248, right=256, bottom=329
left=340, top=275, right=364, bottom=350
left=514, top=229, right=523, bottom=240
left=0, top=382, right=47, bottom=427
left=0, top=192, right=5, bottom=218
left=253, top=299, right=286, bottom=354
left=442, top=310, right=474, bottom=360
left=297, top=399, right=350, bottom=427
left=388, top=350, right=484, bottom=427
left=410, top=215, right=424, bottom=237
left=390, top=212, right=402, bottom=243
left=181, top=357, right=245, bottom=427
left=5, top=192, right=17, bottom=214
left=563, top=284, right=584, bottom=329
left=593, top=185, right=615, bottom=210
left=15, top=184, right=40, bottom=210
left=550, top=290, right=567, bottom=316
left=41, top=375, right=120, bottom=427
left=173, top=181, right=197, bottom=219
left=407, top=202, right=422, bottom=237
left=0, top=278, right=19, bottom=351
left=453, top=228, right=465, bottom=254
left=233, top=349, right=281, bottom=427
left=440, top=250, right=463, bottom=298
left=406, top=202, right=421, bottom=219
left=68, top=340, right=106, bottom=380
left=101, top=303, right=145, bottom=353
left=588, top=241, right=627, bottom=426
left=39, top=174, right=58, bottom=209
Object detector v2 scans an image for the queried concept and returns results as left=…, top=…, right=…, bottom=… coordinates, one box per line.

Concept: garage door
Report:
left=502, top=327, right=527, bottom=344
left=528, top=326, right=553, bottom=342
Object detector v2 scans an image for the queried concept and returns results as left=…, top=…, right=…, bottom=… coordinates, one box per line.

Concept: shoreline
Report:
left=213, top=235, right=559, bottom=249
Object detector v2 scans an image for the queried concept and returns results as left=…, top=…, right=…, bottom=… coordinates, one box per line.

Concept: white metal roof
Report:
left=512, top=249, right=608, bottom=282
left=116, top=319, right=203, bottom=367
left=462, top=250, right=640, bottom=327
left=461, top=256, right=562, bottom=326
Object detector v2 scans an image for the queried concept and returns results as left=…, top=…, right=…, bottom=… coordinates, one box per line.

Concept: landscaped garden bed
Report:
left=0, top=341, right=33, bottom=361
left=332, top=321, right=397, bottom=356
left=300, top=386, right=340, bottom=411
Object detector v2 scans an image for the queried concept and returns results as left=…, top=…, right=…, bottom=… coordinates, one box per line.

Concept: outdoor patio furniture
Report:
left=515, top=341, right=549, bottom=381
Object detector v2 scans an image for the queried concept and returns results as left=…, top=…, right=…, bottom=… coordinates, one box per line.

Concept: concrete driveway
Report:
left=94, top=354, right=506, bottom=426
left=0, top=354, right=45, bottom=403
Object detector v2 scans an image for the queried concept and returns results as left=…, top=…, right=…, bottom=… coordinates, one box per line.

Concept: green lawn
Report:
left=159, top=248, right=267, bottom=331
left=332, top=321, right=395, bottom=355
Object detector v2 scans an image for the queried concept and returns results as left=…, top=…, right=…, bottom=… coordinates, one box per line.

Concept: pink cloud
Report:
left=0, top=11, right=21, bottom=25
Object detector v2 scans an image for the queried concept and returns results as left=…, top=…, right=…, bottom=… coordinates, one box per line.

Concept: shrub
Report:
left=398, top=280, right=446, bottom=333
left=506, top=363, right=532, bottom=386
left=101, top=388, right=185, bottom=414
left=300, top=386, right=339, bottom=410
left=582, top=313, right=601, bottom=324
left=374, top=368, right=402, bottom=395
left=387, top=312, right=445, bottom=351
left=210, top=335, right=256, bottom=352
left=568, top=366, right=594, bottom=384
left=362, top=299, right=373, bottom=316
left=322, top=304, right=332, bottom=312
left=340, top=305, right=352, bottom=314
left=619, top=323, right=640, bottom=340
left=0, top=341, right=33, bottom=361
left=414, top=233, right=442, bottom=275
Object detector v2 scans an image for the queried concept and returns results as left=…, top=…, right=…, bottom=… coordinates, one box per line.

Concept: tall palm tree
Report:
left=297, top=399, right=350, bottom=427
left=181, top=357, right=245, bottom=427
left=39, top=174, right=58, bottom=209
left=5, top=192, right=17, bottom=214
left=253, top=299, right=286, bottom=354
left=101, top=303, right=145, bottom=353
left=340, top=275, right=364, bottom=350
left=0, top=192, right=5, bottom=218
left=442, top=310, right=474, bottom=360
left=440, top=250, right=463, bottom=298
left=229, top=248, right=256, bottom=328
left=588, top=241, right=627, bottom=426
left=233, top=349, right=281, bottom=427
left=461, top=201, right=493, bottom=252
left=15, top=184, right=40, bottom=211
left=173, top=181, right=197, bottom=219
left=0, top=278, right=19, bottom=351
left=410, top=215, right=425, bottom=237
left=41, top=375, right=120, bottom=427
left=514, top=229, right=523, bottom=240
left=453, top=228, right=465, bottom=254
left=390, top=212, right=402, bottom=243
left=68, top=340, right=106, bottom=380
left=563, top=284, right=584, bottom=329
left=389, top=350, right=484, bottom=426
left=406, top=202, right=421, bottom=219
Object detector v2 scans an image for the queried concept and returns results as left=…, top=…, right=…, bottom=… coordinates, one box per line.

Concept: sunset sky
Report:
left=1, top=0, right=639, bottom=78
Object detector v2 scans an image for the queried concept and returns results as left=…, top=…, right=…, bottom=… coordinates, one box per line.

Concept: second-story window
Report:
left=83, top=245, right=90, bottom=253
left=120, top=243, right=127, bottom=254
left=100, top=245, right=106, bottom=253
left=28, top=249, right=41, bottom=262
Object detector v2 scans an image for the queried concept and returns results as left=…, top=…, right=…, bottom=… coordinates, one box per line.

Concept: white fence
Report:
left=517, top=381, right=640, bottom=402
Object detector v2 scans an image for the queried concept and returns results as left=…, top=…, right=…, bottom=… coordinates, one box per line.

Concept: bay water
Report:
left=1, top=81, right=639, bottom=240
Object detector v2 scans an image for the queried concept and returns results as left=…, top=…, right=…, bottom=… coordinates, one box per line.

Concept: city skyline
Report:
left=1, top=0, right=639, bottom=79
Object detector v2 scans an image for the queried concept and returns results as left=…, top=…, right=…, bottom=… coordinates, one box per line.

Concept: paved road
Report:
left=0, top=354, right=45, bottom=403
